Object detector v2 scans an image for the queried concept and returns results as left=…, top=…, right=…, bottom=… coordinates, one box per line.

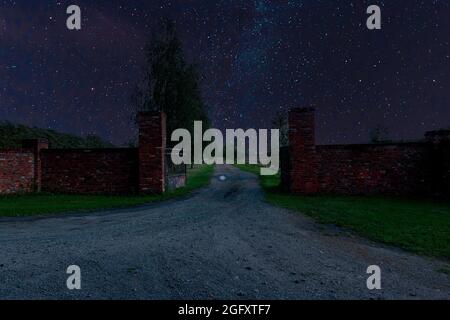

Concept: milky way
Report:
left=1, top=0, right=449, bottom=145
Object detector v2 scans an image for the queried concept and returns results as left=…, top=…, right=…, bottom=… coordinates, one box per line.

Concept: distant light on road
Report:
left=219, top=175, right=227, bottom=181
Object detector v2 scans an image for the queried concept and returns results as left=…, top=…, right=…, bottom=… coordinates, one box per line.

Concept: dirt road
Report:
left=0, top=165, right=449, bottom=299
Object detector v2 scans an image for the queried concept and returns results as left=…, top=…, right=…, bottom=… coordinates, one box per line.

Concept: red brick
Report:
left=138, top=112, right=166, bottom=194
left=283, top=108, right=449, bottom=198
left=0, top=113, right=169, bottom=195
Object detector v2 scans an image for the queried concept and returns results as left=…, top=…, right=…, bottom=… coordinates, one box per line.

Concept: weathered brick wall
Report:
left=41, top=149, right=139, bottom=194
left=0, top=150, right=35, bottom=194
left=138, top=112, right=166, bottom=194
left=286, top=108, right=449, bottom=197
left=0, top=112, right=174, bottom=195
left=316, top=143, right=427, bottom=195
left=288, top=108, right=319, bottom=194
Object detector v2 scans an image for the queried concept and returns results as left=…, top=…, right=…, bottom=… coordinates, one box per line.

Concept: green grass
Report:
left=236, top=164, right=450, bottom=260
left=0, top=165, right=214, bottom=217
left=235, top=164, right=280, bottom=191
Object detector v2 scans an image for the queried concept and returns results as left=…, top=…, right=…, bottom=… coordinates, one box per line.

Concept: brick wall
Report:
left=41, top=149, right=138, bottom=194
left=284, top=108, right=449, bottom=197
left=0, top=150, right=35, bottom=194
left=288, top=108, right=319, bottom=194
left=138, top=112, right=167, bottom=194
left=0, top=111, right=176, bottom=195
left=316, top=143, right=427, bottom=195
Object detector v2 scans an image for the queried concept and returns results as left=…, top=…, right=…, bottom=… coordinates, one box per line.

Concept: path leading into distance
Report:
left=0, top=165, right=449, bottom=299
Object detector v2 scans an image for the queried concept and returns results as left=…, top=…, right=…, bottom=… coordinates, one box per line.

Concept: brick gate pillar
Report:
left=138, top=111, right=167, bottom=194
left=288, top=108, right=319, bottom=194
left=22, top=139, right=49, bottom=192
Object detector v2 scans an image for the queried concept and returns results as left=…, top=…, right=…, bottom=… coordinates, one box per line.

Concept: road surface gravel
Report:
left=0, top=165, right=449, bottom=299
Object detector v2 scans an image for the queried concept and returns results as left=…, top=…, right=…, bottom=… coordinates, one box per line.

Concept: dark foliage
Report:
left=0, top=122, right=113, bottom=149
left=133, top=19, right=210, bottom=144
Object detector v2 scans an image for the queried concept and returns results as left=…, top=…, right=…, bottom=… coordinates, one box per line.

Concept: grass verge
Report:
left=0, top=165, right=214, bottom=217
left=236, top=164, right=450, bottom=260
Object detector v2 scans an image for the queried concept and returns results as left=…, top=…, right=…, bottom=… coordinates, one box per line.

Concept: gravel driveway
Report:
left=0, top=165, right=449, bottom=299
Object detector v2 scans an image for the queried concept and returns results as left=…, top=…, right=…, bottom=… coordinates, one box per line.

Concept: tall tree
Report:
left=134, top=19, right=209, bottom=144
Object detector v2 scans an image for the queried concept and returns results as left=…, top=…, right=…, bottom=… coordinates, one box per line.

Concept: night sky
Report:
left=1, top=0, right=449, bottom=145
